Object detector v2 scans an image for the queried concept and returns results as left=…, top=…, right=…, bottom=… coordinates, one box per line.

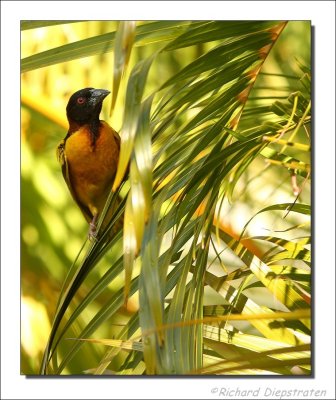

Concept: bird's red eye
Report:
left=77, top=97, right=85, bottom=104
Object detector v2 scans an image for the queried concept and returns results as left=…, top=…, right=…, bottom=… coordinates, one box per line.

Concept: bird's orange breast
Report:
left=65, top=121, right=120, bottom=216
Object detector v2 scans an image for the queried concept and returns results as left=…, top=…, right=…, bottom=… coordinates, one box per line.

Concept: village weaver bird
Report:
left=57, top=88, right=121, bottom=239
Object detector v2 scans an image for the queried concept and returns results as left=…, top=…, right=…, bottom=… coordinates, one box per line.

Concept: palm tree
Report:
left=21, top=20, right=311, bottom=375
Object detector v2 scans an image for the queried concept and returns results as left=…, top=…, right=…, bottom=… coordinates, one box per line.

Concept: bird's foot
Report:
left=88, top=216, right=98, bottom=241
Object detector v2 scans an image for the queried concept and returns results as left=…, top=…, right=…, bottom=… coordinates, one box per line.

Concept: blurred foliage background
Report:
left=21, top=20, right=311, bottom=375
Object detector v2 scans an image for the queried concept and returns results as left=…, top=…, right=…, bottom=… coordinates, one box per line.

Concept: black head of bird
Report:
left=66, top=88, right=110, bottom=127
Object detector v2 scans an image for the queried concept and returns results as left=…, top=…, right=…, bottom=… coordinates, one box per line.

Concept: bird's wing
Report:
left=56, top=138, right=93, bottom=223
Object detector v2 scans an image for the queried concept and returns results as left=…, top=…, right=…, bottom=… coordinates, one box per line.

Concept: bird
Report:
left=57, top=88, right=121, bottom=239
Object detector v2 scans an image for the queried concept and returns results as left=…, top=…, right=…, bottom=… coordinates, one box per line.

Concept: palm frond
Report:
left=21, top=20, right=311, bottom=375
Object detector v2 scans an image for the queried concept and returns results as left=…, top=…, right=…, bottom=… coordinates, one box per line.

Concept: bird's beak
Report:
left=89, top=89, right=110, bottom=105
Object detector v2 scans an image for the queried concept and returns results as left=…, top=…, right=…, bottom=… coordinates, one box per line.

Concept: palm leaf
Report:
left=22, top=20, right=311, bottom=375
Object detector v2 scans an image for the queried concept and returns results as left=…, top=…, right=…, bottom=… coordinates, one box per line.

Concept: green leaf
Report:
left=21, top=21, right=192, bottom=73
left=20, top=20, right=83, bottom=30
left=241, top=203, right=310, bottom=238
left=110, top=21, right=136, bottom=116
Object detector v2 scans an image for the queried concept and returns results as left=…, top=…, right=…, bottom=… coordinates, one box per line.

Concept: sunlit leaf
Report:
left=21, top=20, right=311, bottom=376
left=110, top=21, right=136, bottom=116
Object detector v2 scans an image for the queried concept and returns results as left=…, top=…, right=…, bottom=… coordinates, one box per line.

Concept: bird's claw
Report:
left=88, top=221, right=98, bottom=241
